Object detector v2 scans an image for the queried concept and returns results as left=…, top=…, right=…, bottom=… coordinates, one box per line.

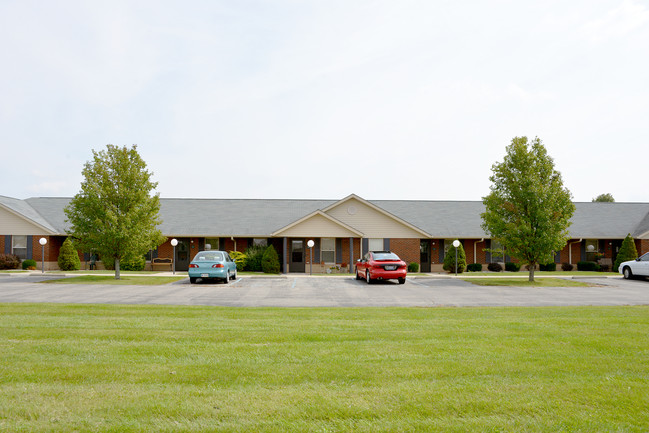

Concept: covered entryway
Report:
left=175, top=238, right=191, bottom=271
left=420, top=240, right=431, bottom=272
left=289, top=239, right=305, bottom=273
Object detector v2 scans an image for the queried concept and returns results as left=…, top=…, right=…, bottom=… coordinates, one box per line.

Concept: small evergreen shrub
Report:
left=121, top=254, right=146, bottom=271
left=22, top=259, right=37, bottom=270
left=229, top=251, right=246, bottom=269
left=57, top=238, right=81, bottom=271
left=408, top=263, right=419, bottom=273
left=561, top=263, right=574, bottom=271
left=539, top=262, right=557, bottom=271
left=467, top=263, right=482, bottom=272
left=487, top=262, right=503, bottom=272
left=577, top=261, right=600, bottom=272
left=505, top=262, right=521, bottom=272
left=0, top=254, right=21, bottom=270
left=614, top=234, right=638, bottom=272
left=244, top=245, right=266, bottom=272
left=261, top=245, right=280, bottom=274
left=443, top=243, right=467, bottom=273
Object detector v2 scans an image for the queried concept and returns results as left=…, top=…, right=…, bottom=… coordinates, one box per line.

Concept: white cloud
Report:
left=579, top=0, right=649, bottom=42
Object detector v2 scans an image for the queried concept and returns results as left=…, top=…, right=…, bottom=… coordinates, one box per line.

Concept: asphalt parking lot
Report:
left=0, top=274, right=648, bottom=307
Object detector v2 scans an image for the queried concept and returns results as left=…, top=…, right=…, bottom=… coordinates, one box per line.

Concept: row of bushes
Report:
left=463, top=261, right=608, bottom=272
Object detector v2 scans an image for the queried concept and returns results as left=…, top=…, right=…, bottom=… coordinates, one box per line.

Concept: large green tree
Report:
left=481, top=137, right=575, bottom=282
left=593, top=193, right=615, bottom=202
left=64, top=145, right=166, bottom=279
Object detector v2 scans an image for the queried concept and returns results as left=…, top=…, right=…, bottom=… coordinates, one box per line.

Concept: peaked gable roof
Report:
left=0, top=195, right=57, bottom=234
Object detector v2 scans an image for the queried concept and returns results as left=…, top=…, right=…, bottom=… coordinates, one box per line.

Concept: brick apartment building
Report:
left=2, top=194, right=648, bottom=273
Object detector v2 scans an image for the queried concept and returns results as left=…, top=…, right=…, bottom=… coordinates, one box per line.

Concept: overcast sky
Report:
left=1, top=0, right=648, bottom=202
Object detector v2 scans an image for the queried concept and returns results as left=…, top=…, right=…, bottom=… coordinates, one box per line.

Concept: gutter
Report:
left=568, top=239, right=582, bottom=264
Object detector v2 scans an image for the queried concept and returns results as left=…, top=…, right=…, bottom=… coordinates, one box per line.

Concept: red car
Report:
left=355, top=251, right=407, bottom=284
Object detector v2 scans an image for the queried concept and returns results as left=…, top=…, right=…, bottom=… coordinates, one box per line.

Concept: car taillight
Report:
left=189, top=264, right=199, bottom=268
left=212, top=264, right=224, bottom=268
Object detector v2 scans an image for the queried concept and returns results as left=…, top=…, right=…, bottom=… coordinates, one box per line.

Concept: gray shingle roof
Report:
left=4, top=196, right=649, bottom=239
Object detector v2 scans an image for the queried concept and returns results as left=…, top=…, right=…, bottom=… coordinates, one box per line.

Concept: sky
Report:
left=1, top=0, right=648, bottom=202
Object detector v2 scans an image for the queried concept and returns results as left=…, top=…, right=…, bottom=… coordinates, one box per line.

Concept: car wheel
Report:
left=231, top=270, right=237, bottom=280
left=398, top=277, right=406, bottom=284
left=189, top=277, right=197, bottom=284
left=366, top=270, right=372, bottom=284
left=623, top=267, right=633, bottom=280
left=223, top=271, right=229, bottom=284
left=355, top=268, right=361, bottom=280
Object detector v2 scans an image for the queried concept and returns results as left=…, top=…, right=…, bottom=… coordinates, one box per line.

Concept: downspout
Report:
left=231, top=237, right=236, bottom=252
left=474, top=238, right=485, bottom=264
left=568, top=239, right=582, bottom=264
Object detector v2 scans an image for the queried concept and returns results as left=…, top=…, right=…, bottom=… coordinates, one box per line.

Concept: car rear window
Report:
left=373, top=252, right=400, bottom=261
left=196, top=252, right=224, bottom=261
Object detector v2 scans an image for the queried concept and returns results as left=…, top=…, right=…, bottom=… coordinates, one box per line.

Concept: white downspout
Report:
left=568, top=239, right=582, bottom=264
left=474, top=238, right=485, bottom=264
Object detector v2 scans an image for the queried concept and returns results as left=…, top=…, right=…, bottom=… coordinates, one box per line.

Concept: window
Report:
left=490, top=240, right=504, bottom=262
left=12, top=235, right=27, bottom=260
left=585, top=239, right=598, bottom=262
left=368, top=238, right=383, bottom=251
left=321, top=238, right=335, bottom=263
left=253, top=238, right=267, bottom=247
left=205, top=238, right=219, bottom=250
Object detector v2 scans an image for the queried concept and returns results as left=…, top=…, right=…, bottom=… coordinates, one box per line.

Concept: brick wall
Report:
left=389, top=238, right=419, bottom=265
left=637, top=239, right=649, bottom=255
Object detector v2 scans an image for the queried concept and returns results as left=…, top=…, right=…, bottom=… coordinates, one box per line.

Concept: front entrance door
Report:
left=420, top=240, right=431, bottom=272
left=175, top=238, right=190, bottom=271
left=290, top=239, right=305, bottom=272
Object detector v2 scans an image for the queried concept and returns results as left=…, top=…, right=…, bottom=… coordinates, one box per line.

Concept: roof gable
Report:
left=271, top=211, right=363, bottom=237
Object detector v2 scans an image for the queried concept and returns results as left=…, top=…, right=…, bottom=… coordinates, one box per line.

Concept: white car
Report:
left=619, top=252, right=649, bottom=279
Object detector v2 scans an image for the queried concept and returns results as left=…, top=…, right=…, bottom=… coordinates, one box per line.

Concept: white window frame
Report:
left=321, top=238, right=335, bottom=263
left=368, top=238, right=383, bottom=251
left=253, top=238, right=267, bottom=247
left=12, top=235, right=28, bottom=259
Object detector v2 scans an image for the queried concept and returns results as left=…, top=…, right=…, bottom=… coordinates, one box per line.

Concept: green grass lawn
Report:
left=463, top=278, right=592, bottom=287
left=41, top=275, right=186, bottom=285
left=1, top=305, right=647, bottom=432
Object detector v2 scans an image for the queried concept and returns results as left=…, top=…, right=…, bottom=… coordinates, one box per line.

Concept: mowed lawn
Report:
left=1, top=305, right=648, bottom=432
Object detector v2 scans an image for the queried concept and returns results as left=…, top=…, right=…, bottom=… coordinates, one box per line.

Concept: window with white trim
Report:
left=12, top=235, right=27, bottom=260
left=321, top=238, right=335, bottom=263
left=585, top=239, right=598, bottom=262
left=368, top=238, right=383, bottom=251
left=253, top=238, right=267, bottom=247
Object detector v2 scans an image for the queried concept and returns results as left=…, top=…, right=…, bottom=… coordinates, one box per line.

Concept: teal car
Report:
left=188, top=250, right=237, bottom=284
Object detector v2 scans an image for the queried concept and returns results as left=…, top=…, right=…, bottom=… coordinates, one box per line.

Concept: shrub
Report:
left=561, top=263, right=574, bottom=271
left=577, top=261, right=600, bottom=272
left=229, top=251, right=246, bottom=269
left=443, top=242, right=466, bottom=273
left=120, top=254, right=146, bottom=271
left=0, top=254, right=21, bottom=270
left=467, top=263, right=482, bottom=272
left=57, top=238, right=80, bottom=271
left=408, top=263, right=419, bottom=273
left=244, top=245, right=266, bottom=272
left=505, top=262, right=521, bottom=272
left=22, top=259, right=37, bottom=270
left=614, top=234, right=638, bottom=272
left=261, top=245, right=280, bottom=274
left=487, top=262, right=503, bottom=272
left=539, top=262, right=557, bottom=271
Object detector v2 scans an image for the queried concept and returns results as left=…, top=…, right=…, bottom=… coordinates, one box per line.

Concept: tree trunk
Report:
left=115, top=258, right=121, bottom=280
left=528, top=262, right=535, bottom=282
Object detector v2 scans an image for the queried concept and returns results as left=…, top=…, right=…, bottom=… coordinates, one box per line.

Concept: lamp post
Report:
left=39, top=237, right=47, bottom=274
left=171, top=238, right=178, bottom=275
left=307, top=240, right=315, bottom=276
left=452, top=239, right=460, bottom=276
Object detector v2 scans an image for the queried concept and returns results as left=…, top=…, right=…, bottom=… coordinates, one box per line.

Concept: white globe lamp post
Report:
left=170, top=239, right=178, bottom=275
left=452, top=240, right=461, bottom=276
left=307, top=240, right=315, bottom=275
left=39, top=237, right=47, bottom=274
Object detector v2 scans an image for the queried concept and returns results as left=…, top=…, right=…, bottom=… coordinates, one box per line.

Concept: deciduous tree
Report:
left=481, top=137, right=575, bottom=282
left=592, top=193, right=615, bottom=202
left=64, top=145, right=165, bottom=279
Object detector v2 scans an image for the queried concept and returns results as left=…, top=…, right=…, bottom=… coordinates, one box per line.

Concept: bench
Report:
left=152, top=257, right=173, bottom=271
left=598, top=257, right=612, bottom=272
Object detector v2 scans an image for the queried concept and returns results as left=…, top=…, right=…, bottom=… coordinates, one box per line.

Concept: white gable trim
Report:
left=0, top=203, right=57, bottom=235
left=271, top=210, right=364, bottom=237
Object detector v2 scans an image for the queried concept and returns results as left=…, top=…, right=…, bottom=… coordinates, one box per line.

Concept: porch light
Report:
left=39, top=237, right=47, bottom=274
